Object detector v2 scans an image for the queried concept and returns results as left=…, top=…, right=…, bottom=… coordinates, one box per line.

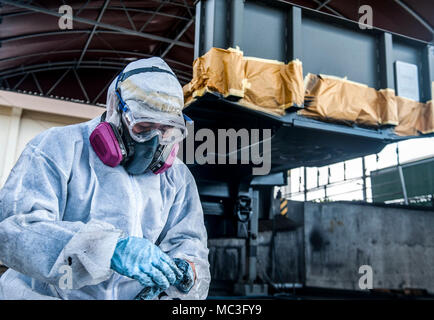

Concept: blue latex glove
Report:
left=111, top=236, right=182, bottom=290
left=135, top=258, right=195, bottom=300
left=173, top=258, right=195, bottom=293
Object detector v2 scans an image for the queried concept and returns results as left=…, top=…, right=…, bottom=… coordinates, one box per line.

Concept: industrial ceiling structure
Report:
left=0, top=0, right=432, bottom=105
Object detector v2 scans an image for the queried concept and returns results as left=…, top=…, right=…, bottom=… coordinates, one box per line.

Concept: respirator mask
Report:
left=89, top=65, right=188, bottom=175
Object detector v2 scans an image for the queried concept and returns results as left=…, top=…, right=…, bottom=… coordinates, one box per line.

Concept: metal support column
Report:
left=422, top=45, right=434, bottom=101
left=362, top=157, right=367, bottom=201
left=287, top=6, right=302, bottom=62
left=229, top=0, right=244, bottom=49
left=303, top=167, right=307, bottom=201
left=202, top=0, right=216, bottom=55
left=248, top=188, right=259, bottom=282
left=398, top=166, right=409, bottom=205
left=379, top=32, right=394, bottom=90
left=396, top=144, right=408, bottom=205
left=194, top=1, right=202, bottom=59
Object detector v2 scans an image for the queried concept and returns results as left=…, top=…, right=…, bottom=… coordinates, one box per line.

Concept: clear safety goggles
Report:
left=122, top=109, right=187, bottom=144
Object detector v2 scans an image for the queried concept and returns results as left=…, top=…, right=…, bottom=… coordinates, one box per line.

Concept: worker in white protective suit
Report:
left=0, top=57, right=211, bottom=300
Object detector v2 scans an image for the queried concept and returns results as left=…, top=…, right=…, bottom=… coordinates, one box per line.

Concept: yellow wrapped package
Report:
left=299, top=73, right=398, bottom=126
left=300, top=74, right=378, bottom=125
left=394, top=96, right=425, bottom=136
left=377, top=88, right=399, bottom=125
left=183, top=47, right=305, bottom=116
left=239, top=58, right=304, bottom=115
left=183, top=47, right=245, bottom=106
left=419, top=100, right=434, bottom=134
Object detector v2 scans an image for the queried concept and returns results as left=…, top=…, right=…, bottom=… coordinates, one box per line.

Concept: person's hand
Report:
left=135, top=258, right=196, bottom=299
left=173, top=258, right=195, bottom=293
left=110, top=236, right=182, bottom=290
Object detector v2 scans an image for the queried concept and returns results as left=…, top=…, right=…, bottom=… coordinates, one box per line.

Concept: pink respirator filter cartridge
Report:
left=89, top=122, right=123, bottom=167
